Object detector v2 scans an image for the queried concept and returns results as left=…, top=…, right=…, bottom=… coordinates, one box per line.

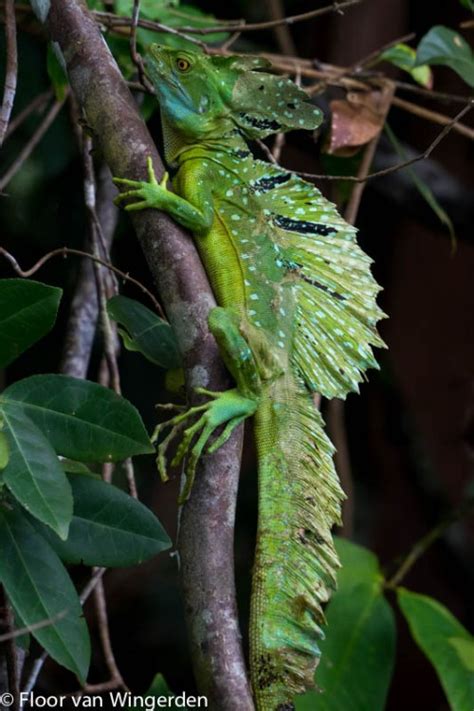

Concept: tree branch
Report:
left=0, top=0, right=17, bottom=146
left=29, top=1, right=251, bottom=707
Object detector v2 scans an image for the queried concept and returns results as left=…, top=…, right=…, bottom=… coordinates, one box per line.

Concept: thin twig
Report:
left=129, top=0, right=152, bottom=92
left=219, top=31, right=241, bottom=52
left=298, top=100, right=474, bottom=183
left=4, top=89, right=53, bottom=140
left=0, top=96, right=66, bottom=193
left=177, top=0, right=365, bottom=34
left=80, top=568, right=107, bottom=605
left=391, top=95, right=474, bottom=141
left=265, top=0, right=296, bottom=56
left=0, top=592, right=20, bottom=711
left=0, top=246, right=164, bottom=316
left=386, top=497, right=474, bottom=589
left=256, top=138, right=279, bottom=164
left=93, top=11, right=209, bottom=51
left=22, top=652, right=48, bottom=695
left=78, top=130, right=135, bottom=687
left=344, top=112, right=389, bottom=223
left=393, top=80, right=471, bottom=105
left=0, top=610, right=67, bottom=643
left=272, top=132, right=286, bottom=162
left=354, top=32, right=416, bottom=71
left=0, top=0, right=18, bottom=146
left=92, top=578, right=127, bottom=691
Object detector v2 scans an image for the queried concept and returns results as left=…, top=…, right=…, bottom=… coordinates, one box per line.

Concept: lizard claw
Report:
left=152, top=388, right=257, bottom=503
left=113, top=157, right=169, bottom=210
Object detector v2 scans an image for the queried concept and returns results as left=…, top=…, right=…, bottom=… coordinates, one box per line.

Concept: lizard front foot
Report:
left=152, top=388, right=257, bottom=503
left=113, top=156, right=169, bottom=211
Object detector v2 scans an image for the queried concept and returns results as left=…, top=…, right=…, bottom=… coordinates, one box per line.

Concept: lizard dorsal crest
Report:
left=211, top=54, right=323, bottom=138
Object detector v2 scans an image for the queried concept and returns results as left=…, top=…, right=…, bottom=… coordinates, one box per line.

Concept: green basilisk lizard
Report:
left=114, top=45, right=385, bottom=711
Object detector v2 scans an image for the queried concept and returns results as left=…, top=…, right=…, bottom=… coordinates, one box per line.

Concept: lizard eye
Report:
left=176, top=57, right=191, bottom=72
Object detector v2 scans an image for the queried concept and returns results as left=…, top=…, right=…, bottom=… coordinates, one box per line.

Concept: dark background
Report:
left=1, top=1, right=473, bottom=709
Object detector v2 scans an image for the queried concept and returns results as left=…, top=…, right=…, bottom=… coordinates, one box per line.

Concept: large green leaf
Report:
left=460, top=0, right=474, bottom=10
left=107, top=295, right=181, bottom=369
left=416, top=26, right=474, bottom=87
left=334, top=536, right=380, bottom=589
left=398, top=588, right=474, bottom=711
left=1, top=375, right=154, bottom=462
left=379, top=43, right=432, bottom=88
left=34, top=474, right=171, bottom=567
left=296, top=539, right=396, bottom=711
left=1, top=407, right=72, bottom=539
left=0, top=279, right=62, bottom=368
left=0, top=507, right=90, bottom=681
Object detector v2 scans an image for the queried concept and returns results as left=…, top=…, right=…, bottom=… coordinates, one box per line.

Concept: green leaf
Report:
left=13, top=609, right=30, bottom=651
left=0, top=507, right=90, bottom=681
left=59, top=458, right=97, bottom=476
left=2, top=375, right=154, bottom=462
left=460, top=0, right=474, bottom=10
left=0, top=430, right=9, bottom=470
left=297, top=540, right=395, bottom=711
left=34, top=474, right=171, bottom=567
left=0, top=279, right=62, bottom=368
left=398, top=588, right=474, bottom=711
left=115, top=0, right=179, bottom=16
left=416, top=26, right=474, bottom=87
left=297, top=584, right=395, bottom=711
left=107, top=296, right=181, bottom=369
left=47, top=44, right=68, bottom=101
left=334, top=536, right=380, bottom=589
left=385, top=124, right=455, bottom=245
left=1, top=407, right=72, bottom=539
left=379, top=43, right=432, bottom=88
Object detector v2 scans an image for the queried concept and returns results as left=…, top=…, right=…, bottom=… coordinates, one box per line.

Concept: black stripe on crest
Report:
left=253, top=173, right=291, bottom=193
left=274, top=214, right=337, bottom=236
left=239, top=113, right=281, bottom=131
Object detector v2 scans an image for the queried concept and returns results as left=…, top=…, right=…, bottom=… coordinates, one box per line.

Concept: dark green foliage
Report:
left=398, top=589, right=474, bottom=711
left=296, top=539, right=474, bottom=711
left=107, top=295, right=182, bottom=369
left=0, top=278, right=170, bottom=681
left=0, top=279, right=62, bottom=368
left=415, top=25, right=474, bottom=87
left=0, top=507, right=90, bottom=681
left=34, top=473, right=171, bottom=567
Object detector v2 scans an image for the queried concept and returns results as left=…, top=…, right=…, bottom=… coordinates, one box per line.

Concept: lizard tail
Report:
left=250, top=376, right=344, bottom=710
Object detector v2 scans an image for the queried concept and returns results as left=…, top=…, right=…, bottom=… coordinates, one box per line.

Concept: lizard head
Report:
left=147, top=45, right=232, bottom=139
left=146, top=45, right=323, bottom=141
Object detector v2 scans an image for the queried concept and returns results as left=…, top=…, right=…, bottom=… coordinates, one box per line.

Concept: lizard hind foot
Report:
left=152, top=388, right=258, bottom=504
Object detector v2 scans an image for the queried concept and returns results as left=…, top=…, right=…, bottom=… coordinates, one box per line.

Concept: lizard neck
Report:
left=160, top=112, right=250, bottom=166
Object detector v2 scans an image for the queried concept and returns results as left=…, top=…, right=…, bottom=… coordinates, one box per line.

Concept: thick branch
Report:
left=30, top=1, right=251, bottom=707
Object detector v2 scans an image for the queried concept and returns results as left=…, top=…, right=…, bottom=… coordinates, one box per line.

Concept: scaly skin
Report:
left=114, top=45, right=385, bottom=710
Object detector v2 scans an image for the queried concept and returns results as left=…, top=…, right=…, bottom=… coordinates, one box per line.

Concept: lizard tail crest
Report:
left=251, top=381, right=343, bottom=709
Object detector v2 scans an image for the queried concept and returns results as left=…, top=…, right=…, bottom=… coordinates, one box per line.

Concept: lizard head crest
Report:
left=146, top=45, right=323, bottom=140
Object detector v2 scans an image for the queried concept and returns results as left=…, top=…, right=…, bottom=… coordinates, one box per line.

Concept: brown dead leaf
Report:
left=325, top=90, right=388, bottom=157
